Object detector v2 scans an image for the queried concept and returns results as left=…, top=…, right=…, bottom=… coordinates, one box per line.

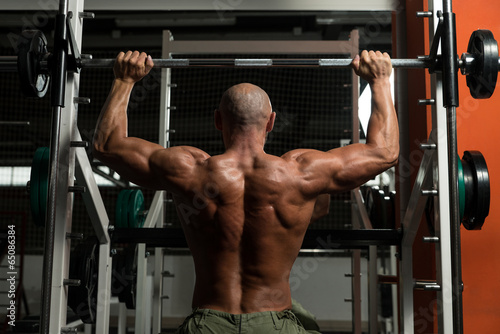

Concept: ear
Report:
left=266, top=111, right=276, bottom=133
left=214, top=109, right=222, bottom=131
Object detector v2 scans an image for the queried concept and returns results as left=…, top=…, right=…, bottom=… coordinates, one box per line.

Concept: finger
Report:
left=129, top=50, right=141, bottom=65
left=145, top=55, right=154, bottom=70
left=360, top=50, right=371, bottom=63
left=135, top=52, right=147, bottom=66
left=123, top=50, right=133, bottom=63
left=351, top=54, right=360, bottom=72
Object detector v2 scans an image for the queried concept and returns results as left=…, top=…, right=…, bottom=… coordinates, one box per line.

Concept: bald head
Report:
left=218, top=83, right=272, bottom=129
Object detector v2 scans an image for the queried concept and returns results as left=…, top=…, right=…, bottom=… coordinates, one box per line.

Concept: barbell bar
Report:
left=1, top=54, right=499, bottom=70
left=1, top=29, right=499, bottom=99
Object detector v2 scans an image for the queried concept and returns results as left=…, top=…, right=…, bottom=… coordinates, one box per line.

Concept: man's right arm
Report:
left=283, top=50, right=399, bottom=195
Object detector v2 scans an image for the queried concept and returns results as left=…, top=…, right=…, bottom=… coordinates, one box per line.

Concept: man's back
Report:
left=176, top=150, right=316, bottom=313
left=93, top=51, right=398, bottom=328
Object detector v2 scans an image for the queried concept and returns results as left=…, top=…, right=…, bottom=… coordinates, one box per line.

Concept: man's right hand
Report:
left=351, top=50, right=392, bottom=85
left=113, top=50, right=154, bottom=84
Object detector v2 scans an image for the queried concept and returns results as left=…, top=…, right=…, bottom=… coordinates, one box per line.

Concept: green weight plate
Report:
left=115, top=190, right=126, bottom=228
left=128, top=190, right=145, bottom=228
left=122, top=190, right=133, bottom=228
left=116, top=190, right=132, bottom=228
left=30, top=147, right=48, bottom=227
left=30, top=148, right=43, bottom=226
left=39, top=147, right=50, bottom=227
left=458, top=154, right=465, bottom=221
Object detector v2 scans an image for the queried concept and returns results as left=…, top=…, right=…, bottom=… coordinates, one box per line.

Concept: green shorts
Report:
left=175, top=308, right=320, bottom=334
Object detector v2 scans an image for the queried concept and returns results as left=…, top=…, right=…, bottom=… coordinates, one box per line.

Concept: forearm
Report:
left=93, top=79, right=134, bottom=155
left=365, top=79, right=399, bottom=163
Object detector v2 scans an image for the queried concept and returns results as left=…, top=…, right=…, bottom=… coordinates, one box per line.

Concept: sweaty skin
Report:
left=93, top=50, right=399, bottom=314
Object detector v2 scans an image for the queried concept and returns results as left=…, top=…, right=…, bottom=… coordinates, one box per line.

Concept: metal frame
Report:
left=3, top=0, right=400, bottom=11
left=38, top=0, right=114, bottom=333
left=399, top=0, right=459, bottom=333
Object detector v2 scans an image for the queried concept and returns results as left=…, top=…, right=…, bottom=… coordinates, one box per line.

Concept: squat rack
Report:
left=1, top=0, right=491, bottom=332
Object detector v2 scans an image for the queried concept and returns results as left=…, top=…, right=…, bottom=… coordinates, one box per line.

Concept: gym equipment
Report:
left=2, top=29, right=500, bottom=99
left=424, top=151, right=490, bottom=232
left=16, top=30, right=50, bottom=98
left=29, top=160, right=148, bottom=228
left=111, top=245, right=138, bottom=309
left=461, top=151, right=490, bottom=230
left=115, top=189, right=147, bottom=228
left=461, top=30, right=499, bottom=99
left=29, top=147, right=49, bottom=227
left=67, top=237, right=99, bottom=324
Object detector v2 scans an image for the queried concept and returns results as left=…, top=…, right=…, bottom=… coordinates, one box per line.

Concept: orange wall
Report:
left=454, top=2, right=500, bottom=333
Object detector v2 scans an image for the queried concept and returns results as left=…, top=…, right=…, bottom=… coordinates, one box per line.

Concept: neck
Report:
left=223, top=128, right=266, bottom=156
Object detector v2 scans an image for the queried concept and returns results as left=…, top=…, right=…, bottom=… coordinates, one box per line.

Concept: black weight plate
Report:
left=16, top=30, right=50, bottom=98
left=68, top=237, right=99, bottom=324
left=111, top=253, right=127, bottom=297
left=461, top=151, right=490, bottom=230
left=119, top=245, right=138, bottom=309
left=466, top=30, right=498, bottom=99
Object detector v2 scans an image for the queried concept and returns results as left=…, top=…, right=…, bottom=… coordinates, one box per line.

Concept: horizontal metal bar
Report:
left=110, top=228, right=402, bottom=249
left=82, top=57, right=432, bottom=69
left=0, top=55, right=433, bottom=70
left=2, top=54, right=500, bottom=71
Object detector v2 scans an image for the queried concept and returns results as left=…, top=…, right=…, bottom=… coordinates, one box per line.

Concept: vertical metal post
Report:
left=348, top=29, right=362, bottom=334
left=40, top=0, right=69, bottom=333
left=368, top=246, right=378, bottom=334
left=135, top=244, right=148, bottom=334
left=152, top=30, right=174, bottom=334
left=351, top=250, right=362, bottom=334
left=441, top=0, right=463, bottom=332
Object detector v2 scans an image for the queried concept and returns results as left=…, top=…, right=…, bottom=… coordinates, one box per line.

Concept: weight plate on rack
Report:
left=68, top=237, right=99, bottom=324
left=458, top=154, right=465, bottom=221
left=29, top=148, right=44, bottom=226
left=466, top=30, right=499, bottom=99
left=116, top=189, right=146, bottom=228
left=29, top=147, right=49, bottom=227
left=117, top=245, right=137, bottom=309
left=461, top=151, right=490, bottom=230
left=128, top=189, right=145, bottom=228
left=17, top=30, right=50, bottom=98
left=116, top=189, right=131, bottom=228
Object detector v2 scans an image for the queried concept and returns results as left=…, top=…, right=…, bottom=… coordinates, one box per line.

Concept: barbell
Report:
left=1, top=29, right=499, bottom=99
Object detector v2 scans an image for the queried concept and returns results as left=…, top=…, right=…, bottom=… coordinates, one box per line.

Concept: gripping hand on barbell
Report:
left=351, top=50, right=392, bottom=86
left=113, top=51, right=154, bottom=84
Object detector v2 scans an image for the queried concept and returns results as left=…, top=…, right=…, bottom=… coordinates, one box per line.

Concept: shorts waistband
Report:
left=189, top=307, right=300, bottom=330
left=191, top=308, right=295, bottom=320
